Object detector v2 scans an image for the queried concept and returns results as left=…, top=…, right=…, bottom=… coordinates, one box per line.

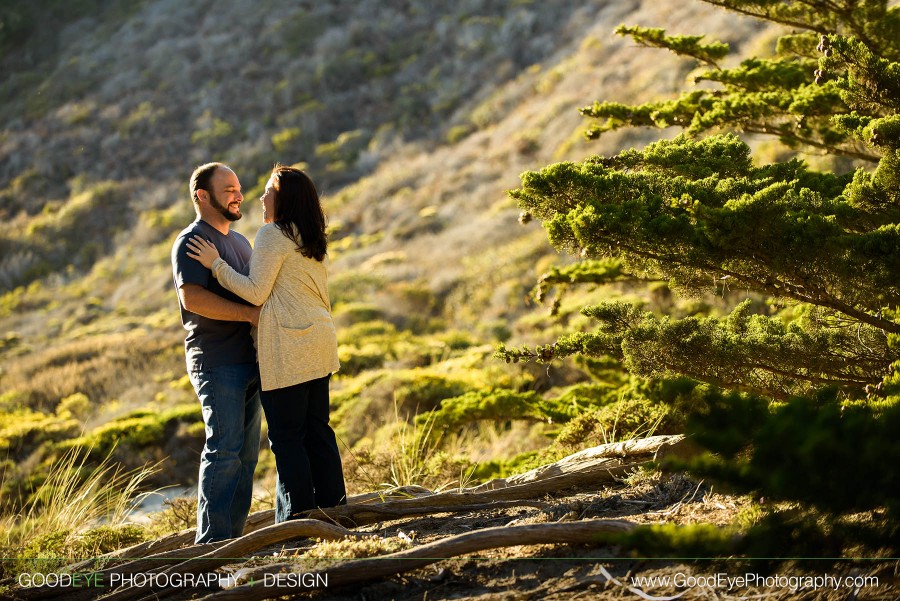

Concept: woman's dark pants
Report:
left=259, top=374, right=347, bottom=522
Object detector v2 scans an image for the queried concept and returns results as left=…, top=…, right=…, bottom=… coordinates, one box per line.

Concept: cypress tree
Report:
left=502, top=0, right=900, bottom=556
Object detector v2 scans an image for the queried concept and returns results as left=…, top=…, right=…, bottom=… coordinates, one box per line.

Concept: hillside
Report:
left=0, top=0, right=767, bottom=448
left=0, top=0, right=819, bottom=593
left=0, top=0, right=766, bottom=308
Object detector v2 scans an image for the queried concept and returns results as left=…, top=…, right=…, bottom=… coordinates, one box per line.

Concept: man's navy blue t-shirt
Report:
left=172, top=219, right=256, bottom=370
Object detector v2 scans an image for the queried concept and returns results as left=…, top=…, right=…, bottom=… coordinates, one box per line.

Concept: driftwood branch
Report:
left=467, top=434, right=689, bottom=493
left=61, top=509, right=274, bottom=575
left=10, top=544, right=223, bottom=601
left=157, top=520, right=366, bottom=578
left=9, top=435, right=691, bottom=601
left=304, top=497, right=552, bottom=526
left=298, top=434, right=689, bottom=527
left=61, top=485, right=433, bottom=571
left=200, top=519, right=637, bottom=601
left=84, top=520, right=363, bottom=601
left=11, top=521, right=362, bottom=601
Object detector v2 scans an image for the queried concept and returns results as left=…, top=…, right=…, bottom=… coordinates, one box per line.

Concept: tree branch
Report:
left=700, top=0, right=832, bottom=35
left=741, top=125, right=881, bottom=163
left=612, top=241, right=899, bottom=334
left=200, top=520, right=641, bottom=601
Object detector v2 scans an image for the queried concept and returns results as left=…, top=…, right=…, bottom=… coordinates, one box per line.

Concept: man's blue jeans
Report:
left=189, top=362, right=262, bottom=543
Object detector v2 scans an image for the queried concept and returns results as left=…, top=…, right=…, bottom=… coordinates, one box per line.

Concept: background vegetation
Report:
left=1, top=0, right=894, bottom=576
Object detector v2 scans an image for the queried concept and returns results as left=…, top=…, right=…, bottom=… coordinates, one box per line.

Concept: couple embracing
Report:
left=171, top=162, right=346, bottom=544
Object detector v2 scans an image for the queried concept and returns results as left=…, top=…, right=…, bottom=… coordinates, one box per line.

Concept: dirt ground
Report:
left=206, top=474, right=898, bottom=601
left=7, top=474, right=896, bottom=601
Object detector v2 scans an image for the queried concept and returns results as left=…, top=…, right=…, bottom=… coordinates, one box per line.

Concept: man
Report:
left=171, top=162, right=262, bottom=543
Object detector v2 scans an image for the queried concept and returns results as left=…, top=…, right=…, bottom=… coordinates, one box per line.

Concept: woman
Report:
left=186, top=164, right=346, bottom=522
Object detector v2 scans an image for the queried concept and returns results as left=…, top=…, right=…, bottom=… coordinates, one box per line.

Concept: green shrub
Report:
left=394, top=374, right=472, bottom=414
left=271, top=127, right=303, bottom=152
left=339, top=319, right=398, bottom=342
left=553, top=382, right=620, bottom=412
left=0, top=409, right=80, bottom=458
left=338, top=344, right=387, bottom=376
left=471, top=450, right=543, bottom=481
left=315, top=129, right=366, bottom=165
left=421, top=389, right=576, bottom=430
left=55, top=392, right=91, bottom=422
left=0, top=446, right=157, bottom=578
left=57, top=404, right=200, bottom=458
left=190, top=110, right=234, bottom=149
left=145, top=497, right=198, bottom=538
left=0, top=390, right=25, bottom=411
left=5, top=523, right=148, bottom=577
left=611, top=523, right=740, bottom=558
left=553, top=397, right=671, bottom=449
left=446, top=124, right=474, bottom=144
left=278, top=12, right=325, bottom=53
left=6, top=181, right=134, bottom=289
left=329, top=271, right=385, bottom=305
left=436, top=330, right=478, bottom=351
left=333, top=304, right=387, bottom=329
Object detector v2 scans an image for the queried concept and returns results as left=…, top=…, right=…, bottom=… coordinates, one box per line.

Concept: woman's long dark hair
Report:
left=271, top=164, right=327, bottom=262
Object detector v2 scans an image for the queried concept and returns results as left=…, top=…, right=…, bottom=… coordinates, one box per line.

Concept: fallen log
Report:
left=82, top=520, right=364, bottom=601
left=8, top=435, right=690, bottom=601
left=198, top=518, right=637, bottom=601
left=466, top=434, right=689, bottom=493
left=61, top=485, right=432, bottom=570
left=61, top=510, right=272, bottom=573
left=297, top=434, right=690, bottom=527
left=52, top=500, right=549, bottom=601
left=8, top=544, right=222, bottom=601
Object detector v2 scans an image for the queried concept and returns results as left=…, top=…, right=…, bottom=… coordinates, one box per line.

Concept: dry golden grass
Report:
left=2, top=330, right=182, bottom=411
left=0, top=445, right=159, bottom=576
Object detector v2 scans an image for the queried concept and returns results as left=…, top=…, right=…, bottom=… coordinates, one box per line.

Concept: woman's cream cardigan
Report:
left=211, top=223, right=339, bottom=391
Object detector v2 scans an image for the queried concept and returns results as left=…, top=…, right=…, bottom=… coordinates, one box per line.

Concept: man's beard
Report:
left=210, top=190, right=241, bottom=222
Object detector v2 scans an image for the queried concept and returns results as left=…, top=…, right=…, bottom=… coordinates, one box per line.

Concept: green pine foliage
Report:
left=504, top=0, right=900, bottom=557
left=582, top=10, right=892, bottom=163
left=611, top=523, right=742, bottom=559
left=502, top=300, right=890, bottom=400
left=613, top=26, right=730, bottom=67
left=511, top=134, right=897, bottom=335
left=533, top=258, right=632, bottom=303
left=666, top=387, right=900, bottom=556
left=674, top=388, right=900, bottom=518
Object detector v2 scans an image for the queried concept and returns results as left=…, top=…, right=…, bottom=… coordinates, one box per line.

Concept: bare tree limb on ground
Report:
left=198, top=519, right=638, bottom=601
left=9, top=435, right=691, bottom=601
